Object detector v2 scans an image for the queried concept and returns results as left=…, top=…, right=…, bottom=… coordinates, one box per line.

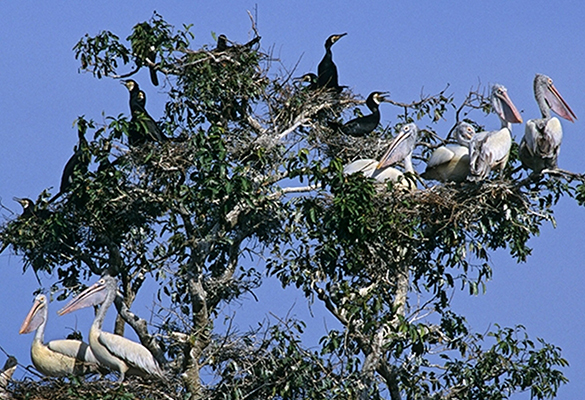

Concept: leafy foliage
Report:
left=1, top=12, right=581, bottom=400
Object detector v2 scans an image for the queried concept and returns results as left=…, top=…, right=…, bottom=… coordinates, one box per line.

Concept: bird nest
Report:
left=6, top=376, right=184, bottom=400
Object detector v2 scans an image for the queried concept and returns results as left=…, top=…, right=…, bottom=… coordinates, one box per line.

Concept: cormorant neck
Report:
left=366, top=96, right=380, bottom=113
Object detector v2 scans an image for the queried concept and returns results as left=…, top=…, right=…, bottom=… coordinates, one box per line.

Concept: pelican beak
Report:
left=376, top=123, right=417, bottom=170
left=462, top=125, right=475, bottom=141
left=497, top=90, right=523, bottom=124
left=58, top=280, right=108, bottom=316
left=545, top=83, right=577, bottom=122
left=20, top=296, right=45, bottom=334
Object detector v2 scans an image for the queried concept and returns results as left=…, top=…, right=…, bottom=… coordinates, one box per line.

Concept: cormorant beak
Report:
left=121, top=80, right=134, bottom=91
left=378, top=91, right=390, bottom=102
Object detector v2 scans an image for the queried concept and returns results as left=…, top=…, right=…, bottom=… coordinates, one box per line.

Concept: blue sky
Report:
left=1, top=2, right=584, bottom=398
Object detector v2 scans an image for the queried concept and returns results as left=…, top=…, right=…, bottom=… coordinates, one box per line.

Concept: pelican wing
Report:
left=521, top=117, right=562, bottom=171
left=0, top=356, right=17, bottom=387
left=523, top=120, right=539, bottom=155
left=426, top=145, right=460, bottom=168
left=469, top=128, right=511, bottom=180
left=48, top=339, right=99, bottom=364
left=424, top=144, right=469, bottom=182
left=343, top=159, right=378, bottom=177
left=469, top=131, right=493, bottom=180
left=483, top=129, right=512, bottom=163
left=539, top=118, right=562, bottom=158
left=98, top=331, right=163, bottom=377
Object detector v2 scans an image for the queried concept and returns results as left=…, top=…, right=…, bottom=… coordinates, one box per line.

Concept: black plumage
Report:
left=14, top=197, right=50, bottom=220
left=317, top=33, right=346, bottom=91
left=123, top=80, right=167, bottom=145
left=59, top=127, right=90, bottom=194
left=333, top=91, right=388, bottom=137
left=216, top=34, right=229, bottom=51
left=295, top=73, right=318, bottom=91
left=215, top=33, right=261, bottom=52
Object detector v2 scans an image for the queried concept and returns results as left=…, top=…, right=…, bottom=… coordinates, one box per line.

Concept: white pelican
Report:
left=343, top=123, right=419, bottom=189
left=468, top=84, right=523, bottom=181
left=376, top=123, right=419, bottom=173
left=58, top=276, right=164, bottom=381
left=422, top=122, right=476, bottom=182
left=19, top=294, right=101, bottom=377
left=519, top=74, right=576, bottom=173
left=343, top=158, right=409, bottom=187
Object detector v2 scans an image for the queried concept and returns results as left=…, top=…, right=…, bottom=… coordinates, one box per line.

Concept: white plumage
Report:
left=19, top=294, right=101, bottom=377
left=58, top=276, right=164, bottom=381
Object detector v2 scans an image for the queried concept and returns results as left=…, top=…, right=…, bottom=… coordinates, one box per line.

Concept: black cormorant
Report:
left=123, top=80, right=167, bottom=145
left=332, top=91, right=388, bottom=137
left=59, top=127, right=90, bottom=194
left=14, top=197, right=50, bottom=219
left=317, top=33, right=347, bottom=91
left=215, top=34, right=261, bottom=52
left=216, top=34, right=229, bottom=51
left=294, top=73, right=318, bottom=91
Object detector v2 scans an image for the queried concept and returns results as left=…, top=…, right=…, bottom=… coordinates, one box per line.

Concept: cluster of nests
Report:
left=3, top=30, right=580, bottom=399
left=297, top=34, right=577, bottom=189
left=5, top=376, right=183, bottom=400
left=0, top=276, right=177, bottom=399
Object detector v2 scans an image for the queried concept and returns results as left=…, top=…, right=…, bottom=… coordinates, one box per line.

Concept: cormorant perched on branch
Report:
left=294, top=73, right=318, bottom=91
left=216, top=34, right=229, bottom=52
left=215, top=33, right=261, bottom=52
left=122, top=80, right=167, bottom=145
left=59, top=127, right=90, bottom=194
left=317, top=33, right=347, bottom=91
left=13, top=197, right=50, bottom=220
left=47, top=124, right=91, bottom=204
left=331, top=91, right=388, bottom=137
